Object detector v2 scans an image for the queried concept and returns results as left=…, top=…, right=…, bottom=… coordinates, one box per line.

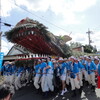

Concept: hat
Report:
left=80, top=56, right=83, bottom=58
left=38, top=59, right=41, bottom=62
left=84, top=55, right=87, bottom=57
left=94, top=56, right=99, bottom=61
left=51, top=59, right=56, bottom=62
left=58, top=57, right=65, bottom=62
left=9, top=62, right=13, bottom=64
left=51, top=59, right=55, bottom=61
left=86, top=57, right=90, bottom=59
left=64, top=58, right=67, bottom=61
left=41, top=59, right=46, bottom=61
left=94, top=56, right=98, bottom=59
left=70, top=56, right=75, bottom=59
left=59, top=57, right=64, bottom=61
left=4, top=61, right=10, bottom=64
left=74, top=58, right=79, bottom=61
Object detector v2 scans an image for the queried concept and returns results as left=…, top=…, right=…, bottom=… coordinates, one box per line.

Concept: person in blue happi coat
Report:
left=4, top=62, right=12, bottom=76
left=59, top=58, right=68, bottom=96
left=78, top=59, right=84, bottom=85
left=14, top=66, right=24, bottom=90
left=42, top=57, right=54, bottom=97
left=34, top=59, right=42, bottom=93
left=0, top=64, right=5, bottom=76
left=40, top=58, right=47, bottom=96
left=69, top=56, right=80, bottom=97
left=81, top=56, right=89, bottom=83
left=86, top=57, right=96, bottom=92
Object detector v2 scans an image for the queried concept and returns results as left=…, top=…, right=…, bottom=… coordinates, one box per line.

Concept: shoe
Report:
left=60, top=90, right=64, bottom=96
left=64, top=88, right=68, bottom=93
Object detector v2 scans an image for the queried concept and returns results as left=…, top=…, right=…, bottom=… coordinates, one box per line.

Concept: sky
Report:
left=1, top=0, right=100, bottom=55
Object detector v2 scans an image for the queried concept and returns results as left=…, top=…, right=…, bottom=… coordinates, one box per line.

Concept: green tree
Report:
left=70, top=42, right=82, bottom=48
left=84, top=45, right=97, bottom=53
left=93, top=45, right=97, bottom=53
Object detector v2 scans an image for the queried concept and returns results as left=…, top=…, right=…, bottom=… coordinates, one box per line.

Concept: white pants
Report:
left=88, top=73, right=96, bottom=86
left=14, top=76, right=21, bottom=90
left=83, top=70, right=88, bottom=81
left=34, top=76, right=40, bottom=89
left=4, top=75, right=10, bottom=83
left=25, top=71, right=30, bottom=83
left=60, top=75, right=66, bottom=81
left=70, top=76, right=80, bottom=90
left=46, top=74, right=54, bottom=92
left=79, top=72, right=83, bottom=86
left=9, top=75, right=15, bottom=85
left=41, top=75, right=47, bottom=92
left=66, top=75, right=70, bottom=85
left=41, top=74, right=54, bottom=92
left=21, top=73, right=25, bottom=82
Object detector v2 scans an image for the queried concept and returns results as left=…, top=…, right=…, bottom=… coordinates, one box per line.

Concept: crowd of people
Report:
left=0, top=55, right=100, bottom=99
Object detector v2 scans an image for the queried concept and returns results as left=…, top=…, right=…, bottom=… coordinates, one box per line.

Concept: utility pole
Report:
left=86, top=28, right=93, bottom=46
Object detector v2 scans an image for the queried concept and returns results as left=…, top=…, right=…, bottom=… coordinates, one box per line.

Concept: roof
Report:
left=72, top=46, right=84, bottom=49
left=7, top=44, right=30, bottom=56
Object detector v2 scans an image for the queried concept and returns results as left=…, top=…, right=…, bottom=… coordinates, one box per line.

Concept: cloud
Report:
left=1, top=0, right=97, bottom=24
left=70, top=33, right=88, bottom=44
left=70, top=0, right=97, bottom=12
left=67, top=31, right=100, bottom=51
left=1, top=0, right=16, bottom=16
left=1, top=0, right=100, bottom=51
left=91, top=31, right=100, bottom=50
left=1, top=39, right=13, bottom=55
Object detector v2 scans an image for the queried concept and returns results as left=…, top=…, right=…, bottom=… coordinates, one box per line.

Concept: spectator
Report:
left=0, top=84, right=13, bottom=100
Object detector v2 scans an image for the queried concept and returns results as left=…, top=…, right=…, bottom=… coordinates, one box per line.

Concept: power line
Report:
left=7, top=0, right=71, bottom=35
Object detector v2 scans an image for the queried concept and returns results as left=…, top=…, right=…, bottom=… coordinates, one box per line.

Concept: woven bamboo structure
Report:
left=5, top=18, right=72, bottom=57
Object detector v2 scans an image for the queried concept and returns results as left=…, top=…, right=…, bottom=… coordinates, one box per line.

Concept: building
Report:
left=4, top=44, right=48, bottom=61
left=72, top=46, right=84, bottom=53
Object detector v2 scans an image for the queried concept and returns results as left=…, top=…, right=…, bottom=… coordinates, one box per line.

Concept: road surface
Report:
left=12, top=83, right=100, bottom=100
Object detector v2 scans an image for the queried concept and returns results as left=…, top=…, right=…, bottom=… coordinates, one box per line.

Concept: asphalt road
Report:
left=12, top=83, right=100, bottom=100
